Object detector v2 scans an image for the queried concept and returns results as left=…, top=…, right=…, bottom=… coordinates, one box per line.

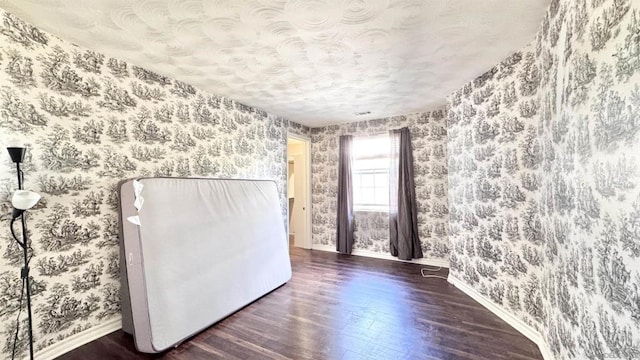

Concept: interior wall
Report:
left=447, top=0, right=640, bottom=358
left=311, top=110, right=450, bottom=260
left=287, top=142, right=306, bottom=242
left=288, top=143, right=304, bottom=156
left=0, top=9, right=309, bottom=357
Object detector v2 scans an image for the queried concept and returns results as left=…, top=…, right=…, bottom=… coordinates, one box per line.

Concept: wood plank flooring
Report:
left=57, top=247, right=542, bottom=360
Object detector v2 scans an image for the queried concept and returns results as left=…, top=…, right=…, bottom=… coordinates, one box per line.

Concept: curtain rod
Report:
left=352, top=131, right=389, bottom=137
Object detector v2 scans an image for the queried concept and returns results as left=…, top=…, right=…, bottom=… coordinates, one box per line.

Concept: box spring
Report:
left=118, top=177, right=292, bottom=353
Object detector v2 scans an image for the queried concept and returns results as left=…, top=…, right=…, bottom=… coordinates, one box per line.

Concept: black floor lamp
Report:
left=7, top=141, right=40, bottom=360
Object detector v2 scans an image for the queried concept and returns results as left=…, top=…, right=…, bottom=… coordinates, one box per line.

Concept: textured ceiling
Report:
left=0, top=0, right=549, bottom=127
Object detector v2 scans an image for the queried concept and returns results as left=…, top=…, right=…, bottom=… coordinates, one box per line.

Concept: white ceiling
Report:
left=0, top=0, right=549, bottom=127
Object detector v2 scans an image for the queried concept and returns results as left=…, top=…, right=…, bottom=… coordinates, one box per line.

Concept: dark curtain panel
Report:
left=389, top=127, right=423, bottom=260
left=336, top=135, right=354, bottom=255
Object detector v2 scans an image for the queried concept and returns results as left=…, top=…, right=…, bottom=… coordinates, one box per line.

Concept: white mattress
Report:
left=119, top=177, right=292, bottom=353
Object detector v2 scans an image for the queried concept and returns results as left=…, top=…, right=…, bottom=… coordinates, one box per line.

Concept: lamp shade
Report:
left=7, top=146, right=26, bottom=163
left=7, top=139, right=26, bottom=163
left=11, top=190, right=41, bottom=210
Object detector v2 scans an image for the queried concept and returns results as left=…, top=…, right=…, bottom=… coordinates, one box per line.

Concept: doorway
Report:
left=287, top=134, right=312, bottom=250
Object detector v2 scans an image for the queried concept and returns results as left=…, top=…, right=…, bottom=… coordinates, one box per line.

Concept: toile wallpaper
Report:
left=0, top=9, right=309, bottom=357
left=311, top=111, right=450, bottom=261
left=3, top=0, right=640, bottom=358
left=447, top=0, right=640, bottom=358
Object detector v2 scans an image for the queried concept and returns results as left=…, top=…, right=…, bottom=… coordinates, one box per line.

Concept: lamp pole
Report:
left=18, top=163, right=34, bottom=360
left=7, top=145, right=34, bottom=360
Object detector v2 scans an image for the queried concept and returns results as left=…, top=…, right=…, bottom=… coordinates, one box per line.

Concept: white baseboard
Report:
left=34, top=316, right=122, bottom=360
left=311, top=244, right=338, bottom=253
left=447, top=275, right=554, bottom=360
left=311, top=244, right=449, bottom=268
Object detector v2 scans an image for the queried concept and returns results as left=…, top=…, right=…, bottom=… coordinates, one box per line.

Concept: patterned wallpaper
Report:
left=447, top=0, right=640, bottom=358
left=0, top=0, right=549, bottom=127
left=311, top=111, right=450, bottom=261
left=0, top=10, right=308, bottom=357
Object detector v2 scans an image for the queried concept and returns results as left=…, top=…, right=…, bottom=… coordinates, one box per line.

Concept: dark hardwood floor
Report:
left=57, top=247, right=542, bottom=360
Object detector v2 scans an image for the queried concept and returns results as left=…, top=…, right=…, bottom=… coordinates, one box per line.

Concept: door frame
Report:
left=287, top=133, right=312, bottom=249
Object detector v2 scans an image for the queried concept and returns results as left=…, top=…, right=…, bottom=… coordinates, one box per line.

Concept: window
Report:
left=352, top=135, right=390, bottom=212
